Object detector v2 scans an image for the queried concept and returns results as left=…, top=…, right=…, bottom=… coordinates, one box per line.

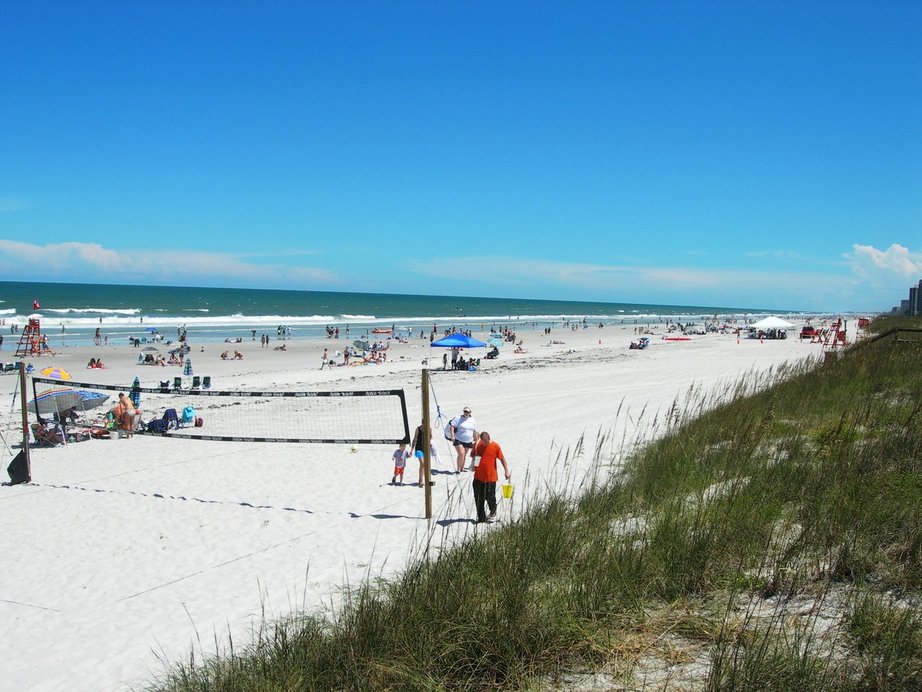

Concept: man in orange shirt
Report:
left=471, top=431, right=510, bottom=523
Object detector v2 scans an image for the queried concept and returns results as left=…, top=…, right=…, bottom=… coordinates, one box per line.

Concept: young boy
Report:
left=391, top=443, right=409, bottom=485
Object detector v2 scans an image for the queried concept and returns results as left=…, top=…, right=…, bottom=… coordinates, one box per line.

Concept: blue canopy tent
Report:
left=430, top=334, right=487, bottom=349
left=429, top=333, right=487, bottom=371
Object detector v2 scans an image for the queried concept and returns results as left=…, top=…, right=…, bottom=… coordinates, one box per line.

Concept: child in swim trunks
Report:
left=391, top=443, right=409, bottom=485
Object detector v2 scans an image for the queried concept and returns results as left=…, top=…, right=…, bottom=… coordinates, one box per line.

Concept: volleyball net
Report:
left=29, top=376, right=411, bottom=445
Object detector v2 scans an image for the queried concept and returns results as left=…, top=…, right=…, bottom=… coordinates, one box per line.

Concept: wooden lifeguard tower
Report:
left=856, top=317, right=871, bottom=340
left=14, top=318, right=45, bottom=357
left=822, top=318, right=848, bottom=349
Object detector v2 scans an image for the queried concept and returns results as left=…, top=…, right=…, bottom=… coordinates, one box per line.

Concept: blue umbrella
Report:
left=72, top=390, right=110, bottom=410
left=431, top=334, right=487, bottom=348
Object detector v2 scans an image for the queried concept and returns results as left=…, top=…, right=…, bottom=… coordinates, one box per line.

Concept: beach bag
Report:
left=444, top=420, right=456, bottom=440
left=181, top=405, right=196, bottom=424
left=195, top=417, right=203, bottom=428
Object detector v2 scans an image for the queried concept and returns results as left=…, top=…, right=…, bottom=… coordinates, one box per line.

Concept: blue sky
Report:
left=1, top=1, right=920, bottom=312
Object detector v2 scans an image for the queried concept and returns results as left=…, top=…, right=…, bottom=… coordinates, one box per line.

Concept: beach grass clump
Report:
left=843, top=592, right=922, bottom=688
left=154, top=316, right=921, bottom=690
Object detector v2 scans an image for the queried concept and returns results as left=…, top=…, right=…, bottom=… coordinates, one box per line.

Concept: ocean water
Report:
left=0, top=281, right=788, bottom=348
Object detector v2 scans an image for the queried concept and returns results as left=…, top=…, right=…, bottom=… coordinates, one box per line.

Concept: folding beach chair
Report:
left=159, top=380, right=170, bottom=393
left=32, top=422, right=65, bottom=447
left=172, top=376, right=182, bottom=391
left=201, top=376, right=211, bottom=389
left=191, top=375, right=201, bottom=389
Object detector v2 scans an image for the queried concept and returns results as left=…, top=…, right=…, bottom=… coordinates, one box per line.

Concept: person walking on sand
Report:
left=471, top=431, right=510, bottom=523
left=321, top=347, right=329, bottom=369
left=448, top=406, right=477, bottom=473
left=411, top=422, right=432, bottom=486
left=391, top=443, right=409, bottom=485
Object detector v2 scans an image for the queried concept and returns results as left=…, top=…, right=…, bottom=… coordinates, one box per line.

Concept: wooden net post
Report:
left=422, top=368, right=432, bottom=519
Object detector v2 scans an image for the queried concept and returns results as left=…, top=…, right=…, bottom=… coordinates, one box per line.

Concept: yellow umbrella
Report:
left=40, top=366, right=72, bottom=380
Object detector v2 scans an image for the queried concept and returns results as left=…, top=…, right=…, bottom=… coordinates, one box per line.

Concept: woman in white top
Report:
left=449, top=407, right=477, bottom=473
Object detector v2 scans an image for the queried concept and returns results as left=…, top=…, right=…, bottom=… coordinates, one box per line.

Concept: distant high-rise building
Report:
left=910, top=284, right=920, bottom=317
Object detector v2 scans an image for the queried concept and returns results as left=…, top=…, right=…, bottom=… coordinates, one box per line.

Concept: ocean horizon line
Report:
left=2, top=279, right=796, bottom=317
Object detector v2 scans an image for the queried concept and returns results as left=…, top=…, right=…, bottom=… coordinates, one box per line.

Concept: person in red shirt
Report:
left=471, top=431, right=511, bottom=523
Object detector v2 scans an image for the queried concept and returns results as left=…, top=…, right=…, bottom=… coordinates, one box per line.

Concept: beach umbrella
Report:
left=430, top=334, right=488, bottom=349
left=140, top=346, right=160, bottom=353
left=488, top=337, right=503, bottom=348
left=28, top=389, right=84, bottom=416
left=29, top=389, right=111, bottom=417
left=40, top=366, right=71, bottom=380
left=130, top=377, right=141, bottom=408
left=353, top=339, right=370, bottom=351
left=183, top=358, right=193, bottom=376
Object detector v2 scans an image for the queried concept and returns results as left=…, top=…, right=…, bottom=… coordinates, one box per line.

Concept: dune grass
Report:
left=153, top=316, right=921, bottom=691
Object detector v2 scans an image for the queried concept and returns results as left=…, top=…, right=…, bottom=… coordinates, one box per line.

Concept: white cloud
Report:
left=847, top=243, right=922, bottom=278
left=0, top=240, right=339, bottom=288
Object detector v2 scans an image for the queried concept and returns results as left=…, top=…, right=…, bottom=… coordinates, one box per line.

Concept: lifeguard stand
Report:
left=14, top=318, right=44, bottom=357
left=822, top=318, right=848, bottom=349
left=856, top=317, right=871, bottom=340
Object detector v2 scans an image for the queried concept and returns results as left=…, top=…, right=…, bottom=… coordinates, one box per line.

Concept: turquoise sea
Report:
left=0, top=281, right=792, bottom=348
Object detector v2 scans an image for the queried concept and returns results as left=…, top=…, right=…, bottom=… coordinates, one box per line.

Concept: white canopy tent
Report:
left=751, top=316, right=794, bottom=330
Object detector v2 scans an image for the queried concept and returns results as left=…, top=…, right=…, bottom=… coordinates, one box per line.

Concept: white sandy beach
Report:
left=0, top=321, right=845, bottom=690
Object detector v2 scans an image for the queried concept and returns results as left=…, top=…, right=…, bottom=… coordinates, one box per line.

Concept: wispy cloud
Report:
left=744, top=249, right=806, bottom=260
left=407, top=252, right=905, bottom=312
left=0, top=240, right=340, bottom=288
left=0, top=239, right=912, bottom=312
left=0, top=197, right=30, bottom=212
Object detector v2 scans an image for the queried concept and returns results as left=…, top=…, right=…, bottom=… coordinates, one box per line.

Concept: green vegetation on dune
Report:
left=154, top=317, right=922, bottom=691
